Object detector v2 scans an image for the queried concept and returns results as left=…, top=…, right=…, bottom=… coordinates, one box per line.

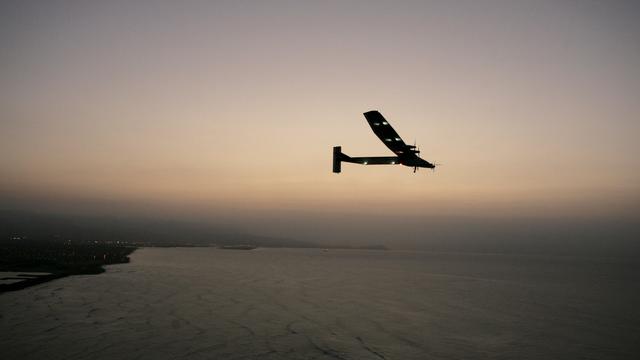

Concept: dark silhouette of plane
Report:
left=333, top=110, right=435, bottom=173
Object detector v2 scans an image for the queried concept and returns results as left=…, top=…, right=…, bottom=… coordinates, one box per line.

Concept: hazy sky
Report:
left=1, top=1, right=639, bottom=246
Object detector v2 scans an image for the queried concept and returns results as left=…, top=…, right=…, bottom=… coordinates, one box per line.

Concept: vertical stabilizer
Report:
left=333, top=146, right=342, bottom=173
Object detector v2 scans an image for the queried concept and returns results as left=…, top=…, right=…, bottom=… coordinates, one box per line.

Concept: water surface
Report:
left=1, top=247, right=638, bottom=359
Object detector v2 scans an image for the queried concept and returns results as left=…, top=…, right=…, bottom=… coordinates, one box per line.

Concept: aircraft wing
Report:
left=363, top=111, right=412, bottom=155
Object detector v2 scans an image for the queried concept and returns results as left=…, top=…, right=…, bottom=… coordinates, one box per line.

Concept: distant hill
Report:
left=0, top=210, right=318, bottom=248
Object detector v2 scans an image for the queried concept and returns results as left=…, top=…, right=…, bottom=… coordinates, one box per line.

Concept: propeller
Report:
left=411, top=140, right=421, bottom=155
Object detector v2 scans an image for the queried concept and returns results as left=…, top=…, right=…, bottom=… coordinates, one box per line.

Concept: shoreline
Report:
left=0, top=246, right=138, bottom=294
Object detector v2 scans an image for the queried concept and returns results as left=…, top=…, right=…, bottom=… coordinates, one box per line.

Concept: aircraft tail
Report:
left=333, top=146, right=350, bottom=173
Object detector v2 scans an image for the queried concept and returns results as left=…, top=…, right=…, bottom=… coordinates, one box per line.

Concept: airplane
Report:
left=333, top=110, right=436, bottom=173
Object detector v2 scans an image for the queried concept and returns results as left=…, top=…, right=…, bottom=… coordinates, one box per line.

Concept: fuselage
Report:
left=399, top=154, right=435, bottom=169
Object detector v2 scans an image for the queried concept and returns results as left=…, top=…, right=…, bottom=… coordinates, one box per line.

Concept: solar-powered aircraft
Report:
left=333, top=110, right=435, bottom=173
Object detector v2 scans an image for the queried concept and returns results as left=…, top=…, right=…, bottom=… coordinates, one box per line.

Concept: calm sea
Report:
left=1, top=247, right=638, bottom=359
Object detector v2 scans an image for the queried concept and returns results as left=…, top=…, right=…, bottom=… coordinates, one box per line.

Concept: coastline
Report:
left=0, top=244, right=388, bottom=294
left=0, top=244, right=137, bottom=294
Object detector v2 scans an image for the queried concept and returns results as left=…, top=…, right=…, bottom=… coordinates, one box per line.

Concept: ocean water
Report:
left=1, top=247, right=638, bottom=359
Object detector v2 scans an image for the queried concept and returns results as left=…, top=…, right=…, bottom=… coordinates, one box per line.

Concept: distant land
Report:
left=0, top=239, right=136, bottom=293
left=0, top=210, right=389, bottom=293
left=0, top=210, right=319, bottom=248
